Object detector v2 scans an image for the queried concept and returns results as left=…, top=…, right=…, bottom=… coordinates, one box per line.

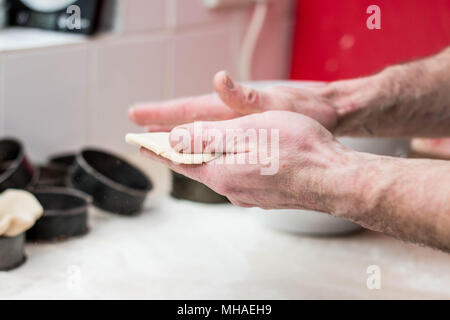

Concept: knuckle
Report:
left=245, top=88, right=259, bottom=106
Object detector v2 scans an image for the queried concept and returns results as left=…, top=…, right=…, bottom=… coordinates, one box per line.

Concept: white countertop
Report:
left=1, top=196, right=450, bottom=300
left=0, top=27, right=86, bottom=53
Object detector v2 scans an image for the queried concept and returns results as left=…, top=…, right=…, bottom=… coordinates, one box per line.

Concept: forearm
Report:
left=325, top=47, right=450, bottom=137
left=328, top=153, right=450, bottom=252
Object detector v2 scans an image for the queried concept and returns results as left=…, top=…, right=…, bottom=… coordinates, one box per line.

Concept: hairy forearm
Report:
left=330, top=153, right=450, bottom=252
left=325, top=47, right=450, bottom=137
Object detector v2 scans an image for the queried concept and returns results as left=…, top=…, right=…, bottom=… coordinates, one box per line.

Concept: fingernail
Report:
left=170, top=127, right=191, bottom=152
left=224, top=73, right=234, bottom=90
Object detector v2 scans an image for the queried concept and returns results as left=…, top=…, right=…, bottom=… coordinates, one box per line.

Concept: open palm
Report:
left=129, top=71, right=338, bottom=132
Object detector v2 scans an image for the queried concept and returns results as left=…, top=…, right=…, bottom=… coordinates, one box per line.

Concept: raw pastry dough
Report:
left=125, top=132, right=220, bottom=164
left=0, top=189, right=43, bottom=237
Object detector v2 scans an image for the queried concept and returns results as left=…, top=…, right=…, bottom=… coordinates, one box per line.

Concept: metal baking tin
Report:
left=26, top=188, right=91, bottom=241
left=171, top=171, right=229, bottom=204
left=33, top=165, right=68, bottom=188
left=48, top=153, right=77, bottom=169
left=68, top=149, right=152, bottom=216
left=0, top=233, right=26, bottom=271
left=28, top=153, right=78, bottom=189
left=0, top=138, right=35, bottom=192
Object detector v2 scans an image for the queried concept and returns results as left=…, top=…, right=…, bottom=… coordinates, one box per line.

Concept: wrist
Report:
left=319, top=148, right=388, bottom=221
left=290, top=139, right=376, bottom=217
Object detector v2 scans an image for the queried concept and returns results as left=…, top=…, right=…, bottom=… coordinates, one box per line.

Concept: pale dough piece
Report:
left=125, top=132, right=220, bottom=164
left=0, top=189, right=43, bottom=237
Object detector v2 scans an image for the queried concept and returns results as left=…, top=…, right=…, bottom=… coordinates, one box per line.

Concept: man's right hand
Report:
left=128, top=70, right=338, bottom=132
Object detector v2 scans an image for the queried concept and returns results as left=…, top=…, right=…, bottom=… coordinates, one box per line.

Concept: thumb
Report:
left=214, top=70, right=274, bottom=115
left=169, top=117, right=252, bottom=154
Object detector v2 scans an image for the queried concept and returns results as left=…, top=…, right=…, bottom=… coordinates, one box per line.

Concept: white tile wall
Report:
left=100, top=0, right=168, bottom=33
left=2, top=46, right=90, bottom=162
left=171, top=0, right=237, bottom=28
left=123, top=0, right=167, bottom=32
left=91, top=36, right=168, bottom=152
left=172, top=28, right=235, bottom=97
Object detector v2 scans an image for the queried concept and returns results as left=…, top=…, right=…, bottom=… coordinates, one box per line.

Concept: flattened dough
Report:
left=0, top=189, right=43, bottom=237
left=126, top=132, right=220, bottom=164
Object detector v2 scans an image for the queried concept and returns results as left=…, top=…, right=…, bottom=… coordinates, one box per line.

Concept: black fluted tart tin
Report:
left=68, top=149, right=152, bottom=216
left=171, top=171, right=228, bottom=204
left=0, top=233, right=26, bottom=271
left=26, top=188, right=91, bottom=241
left=0, top=139, right=35, bottom=192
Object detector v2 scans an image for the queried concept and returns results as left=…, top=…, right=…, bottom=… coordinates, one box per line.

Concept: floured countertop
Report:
left=1, top=196, right=449, bottom=299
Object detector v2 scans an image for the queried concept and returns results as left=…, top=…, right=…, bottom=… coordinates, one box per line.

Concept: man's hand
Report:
left=130, top=47, right=450, bottom=138
left=141, top=110, right=450, bottom=252
left=140, top=110, right=359, bottom=212
left=130, top=47, right=450, bottom=252
left=129, top=71, right=338, bottom=132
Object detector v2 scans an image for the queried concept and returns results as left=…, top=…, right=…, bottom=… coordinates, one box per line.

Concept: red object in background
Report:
left=290, top=0, right=450, bottom=81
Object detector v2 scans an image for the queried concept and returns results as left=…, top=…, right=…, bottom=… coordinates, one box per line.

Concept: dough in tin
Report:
left=0, top=189, right=43, bottom=237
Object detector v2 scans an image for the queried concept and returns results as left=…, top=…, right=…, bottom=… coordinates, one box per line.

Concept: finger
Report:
left=169, top=116, right=254, bottom=154
left=139, top=147, right=205, bottom=181
left=213, top=70, right=279, bottom=115
left=128, top=94, right=240, bottom=126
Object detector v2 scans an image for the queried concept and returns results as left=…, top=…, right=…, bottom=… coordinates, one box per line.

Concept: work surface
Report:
left=1, top=197, right=449, bottom=299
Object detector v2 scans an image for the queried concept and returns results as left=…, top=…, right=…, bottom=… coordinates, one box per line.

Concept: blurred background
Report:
left=0, top=0, right=294, bottom=161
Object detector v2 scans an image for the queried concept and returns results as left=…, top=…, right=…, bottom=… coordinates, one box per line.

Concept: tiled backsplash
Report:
left=0, top=0, right=294, bottom=161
